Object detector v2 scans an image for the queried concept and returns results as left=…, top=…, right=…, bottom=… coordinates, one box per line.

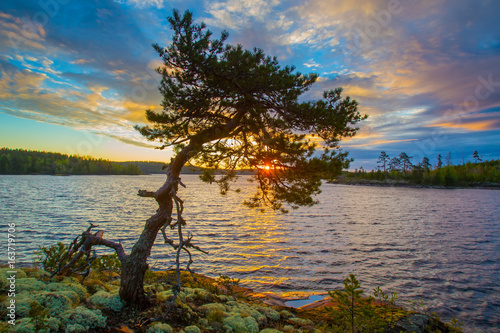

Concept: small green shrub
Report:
left=34, top=243, right=121, bottom=278
left=33, top=242, right=76, bottom=274
left=91, top=253, right=121, bottom=274
left=327, top=274, right=385, bottom=333
left=448, top=316, right=464, bottom=333
left=28, top=301, right=50, bottom=332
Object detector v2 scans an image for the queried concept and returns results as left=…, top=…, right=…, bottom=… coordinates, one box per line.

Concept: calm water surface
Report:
left=0, top=174, right=499, bottom=332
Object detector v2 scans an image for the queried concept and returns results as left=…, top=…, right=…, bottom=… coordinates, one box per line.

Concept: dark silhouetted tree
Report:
left=420, top=156, right=431, bottom=172
left=437, top=154, right=443, bottom=169
left=388, top=157, right=401, bottom=172
left=398, top=152, right=413, bottom=174
left=473, top=151, right=482, bottom=163
left=377, top=151, right=389, bottom=172
left=52, top=10, right=366, bottom=307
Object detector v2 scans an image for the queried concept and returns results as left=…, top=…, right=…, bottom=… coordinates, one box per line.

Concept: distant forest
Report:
left=114, top=161, right=212, bottom=175
left=0, top=148, right=254, bottom=175
left=0, top=148, right=141, bottom=175
left=343, top=151, right=500, bottom=187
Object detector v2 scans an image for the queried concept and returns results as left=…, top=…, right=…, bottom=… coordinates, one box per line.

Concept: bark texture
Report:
left=118, top=143, right=194, bottom=307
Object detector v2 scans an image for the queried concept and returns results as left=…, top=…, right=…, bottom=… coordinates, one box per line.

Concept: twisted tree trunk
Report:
left=119, top=206, right=173, bottom=306
left=119, top=142, right=194, bottom=307
left=119, top=115, right=244, bottom=307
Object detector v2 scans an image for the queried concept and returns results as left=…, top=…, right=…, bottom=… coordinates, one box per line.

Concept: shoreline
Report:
left=329, top=178, right=500, bottom=190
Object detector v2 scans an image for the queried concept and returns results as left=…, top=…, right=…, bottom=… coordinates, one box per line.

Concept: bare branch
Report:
left=138, top=190, right=156, bottom=198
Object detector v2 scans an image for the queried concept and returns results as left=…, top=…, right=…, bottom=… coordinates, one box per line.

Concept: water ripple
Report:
left=0, top=175, right=499, bottom=332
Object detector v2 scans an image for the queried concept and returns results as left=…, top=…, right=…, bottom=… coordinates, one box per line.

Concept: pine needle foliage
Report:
left=136, top=9, right=367, bottom=212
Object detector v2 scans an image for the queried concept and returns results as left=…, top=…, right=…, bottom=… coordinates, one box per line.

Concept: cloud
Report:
left=113, top=0, right=169, bottom=9
left=0, top=61, right=156, bottom=149
left=303, top=59, right=321, bottom=68
left=71, top=59, right=94, bottom=65
left=344, top=138, right=419, bottom=148
left=0, top=11, right=46, bottom=51
left=204, top=0, right=280, bottom=29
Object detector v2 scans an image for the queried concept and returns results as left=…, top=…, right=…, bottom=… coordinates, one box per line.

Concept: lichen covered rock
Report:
left=260, top=329, right=283, bottom=333
left=157, top=289, right=187, bottom=302
left=146, top=322, right=173, bottom=333
left=223, top=313, right=259, bottom=333
left=184, top=287, right=213, bottom=303
left=37, top=291, right=74, bottom=316
left=10, top=318, right=34, bottom=333
left=65, top=323, right=87, bottom=333
left=61, top=306, right=107, bottom=331
left=15, top=278, right=46, bottom=293
left=46, top=282, right=88, bottom=302
left=0, top=267, right=28, bottom=290
left=258, top=306, right=280, bottom=321
left=198, top=302, right=227, bottom=315
left=183, top=325, right=202, bottom=333
left=89, top=290, right=123, bottom=312
left=279, top=310, right=294, bottom=320
left=288, top=317, right=313, bottom=327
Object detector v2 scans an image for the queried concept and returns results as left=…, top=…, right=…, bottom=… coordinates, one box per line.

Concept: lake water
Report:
left=0, top=174, right=499, bottom=332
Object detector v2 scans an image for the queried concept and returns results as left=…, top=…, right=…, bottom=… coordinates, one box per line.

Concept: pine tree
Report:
left=388, top=156, right=401, bottom=172
left=398, top=152, right=413, bottom=175
left=377, top=151, right=390, bottom=172
left=421, top=156, right=431, bottom=172
left=437, top=154, right=443, bottom=169
left=53, top=10, right=366, bottom=307
left=473, top=150, right=482, bottom=163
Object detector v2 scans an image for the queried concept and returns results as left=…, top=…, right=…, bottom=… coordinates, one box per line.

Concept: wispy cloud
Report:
left=0, top=0, right=499, bottom=166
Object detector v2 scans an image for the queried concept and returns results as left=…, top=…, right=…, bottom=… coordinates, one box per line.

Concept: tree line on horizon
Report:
left=0, top=148, right=141, bottom=175
left=349, top=151, right=500, bottom=186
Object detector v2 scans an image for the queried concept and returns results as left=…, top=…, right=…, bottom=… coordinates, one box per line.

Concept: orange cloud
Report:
left=426, top=121, right=498, bottom=132
left=344, top=138, right=419, bottom=147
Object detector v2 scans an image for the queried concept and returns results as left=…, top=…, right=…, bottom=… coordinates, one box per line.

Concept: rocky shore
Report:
left=0, top=267, right=460, bottom=332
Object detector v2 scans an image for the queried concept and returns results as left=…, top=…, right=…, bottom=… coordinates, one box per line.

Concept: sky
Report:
left=0, top=0, right=499, bottom=170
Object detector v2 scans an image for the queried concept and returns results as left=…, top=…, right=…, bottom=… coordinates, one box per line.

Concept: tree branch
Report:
left=138, top=190, right=156, bottom=198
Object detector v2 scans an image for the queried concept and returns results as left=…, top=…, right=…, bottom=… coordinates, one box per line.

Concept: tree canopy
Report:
left=52, top=9, right=367, bottom=308
left=136, top=9, right=367, bottom=213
